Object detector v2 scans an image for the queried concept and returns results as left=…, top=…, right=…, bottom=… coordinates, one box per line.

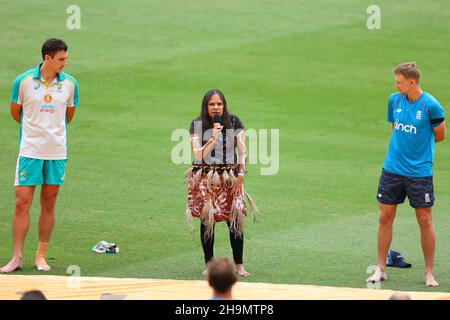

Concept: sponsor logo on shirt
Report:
left=396, top=108, right=402, bottom=113
left=40, top=94, right=56, bottom=113
left=40, top=104, right=56, bottom=113
left=394, top=120, right=417, bottom=134
left=56, top=83, right=63, bottom=92
left=44, top=94, right=53, bottom=103
left=416, top=110, right=422, bottom=120
left=34, top=83, right=40, bottom=90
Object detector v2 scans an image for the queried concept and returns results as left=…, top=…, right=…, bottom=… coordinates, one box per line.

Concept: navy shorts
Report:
left=376, top=169, right=434, bottom=208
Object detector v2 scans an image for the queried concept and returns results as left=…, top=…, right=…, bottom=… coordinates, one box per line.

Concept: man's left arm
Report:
left=66, top=76, right=79, bottom=124
left=433, top=121, right=445, bottom=142
left=428, top=99, right=445, bottom=143
left=66, top=107, right=76, bottom=124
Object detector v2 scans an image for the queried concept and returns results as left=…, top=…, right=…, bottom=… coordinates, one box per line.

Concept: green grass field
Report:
left=1, top=0, right=450, bottom=294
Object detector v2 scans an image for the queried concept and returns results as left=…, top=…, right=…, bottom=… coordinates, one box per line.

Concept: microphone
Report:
left=213, top=114, right=222, bottom=125
left=213, top=114, right=223, bottom=132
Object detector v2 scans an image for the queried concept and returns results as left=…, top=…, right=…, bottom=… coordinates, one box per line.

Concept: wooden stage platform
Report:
left=1, top=275, right=449, bottom=300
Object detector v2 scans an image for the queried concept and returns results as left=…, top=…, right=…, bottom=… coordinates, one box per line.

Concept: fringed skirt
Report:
left=185, top=165, right=259, bottom=241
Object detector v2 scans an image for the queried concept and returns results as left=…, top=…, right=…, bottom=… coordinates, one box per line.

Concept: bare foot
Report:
left=366, top=267, right=387, bottom=283
left=236, top=264, right=250, bottom=277
left=35, top=256, right=51, bottom=272
left=0, top=257, right=23, bottom=273
left=425, top=272, right=439, bottom=287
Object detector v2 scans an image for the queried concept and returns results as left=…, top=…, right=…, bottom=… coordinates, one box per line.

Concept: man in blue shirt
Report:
left=367, top=62, right=445, bottom=287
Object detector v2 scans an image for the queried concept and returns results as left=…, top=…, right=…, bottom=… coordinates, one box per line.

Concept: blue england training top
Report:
left=383, top=92, right=445, bottom=177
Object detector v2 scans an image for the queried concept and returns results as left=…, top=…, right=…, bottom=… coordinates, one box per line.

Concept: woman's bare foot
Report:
left=236, top=264, right=250, bottom=277
left=0, top=257, right=23, bottom=273
left=35, top=256, right=51, bottom=272
left=425, top=272, right=439, bottom=287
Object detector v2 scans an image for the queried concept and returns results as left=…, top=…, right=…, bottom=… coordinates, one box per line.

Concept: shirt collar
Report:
left=33, top=63, right=65, bottom=82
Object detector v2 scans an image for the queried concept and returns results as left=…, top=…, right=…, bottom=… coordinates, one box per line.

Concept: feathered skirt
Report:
left=185, top=165, right=259, bottom=241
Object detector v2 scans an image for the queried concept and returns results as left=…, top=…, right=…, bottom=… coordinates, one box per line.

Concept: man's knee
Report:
left=15, top=196, right=32, bottom=216
left=379, top=214, right=394, bottom=226
left=15, top=186, right=36, bottom=215
left=41, top=186, right=59, bottom=212
left=416, top=208, right=433, bottom=229
left=41, top=197, right=57, bottom=213
left=417, top=214, right=433, bottom=229
left=378, top=204, right=396, bottom=226
left=378, top=207, right=395, bottom=225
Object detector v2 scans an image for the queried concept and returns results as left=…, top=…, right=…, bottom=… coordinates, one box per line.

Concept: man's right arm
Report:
left=10, top=103, right=22, bottom=123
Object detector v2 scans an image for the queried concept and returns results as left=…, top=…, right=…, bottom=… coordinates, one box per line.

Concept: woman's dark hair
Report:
left=41, top=38, right=68, bottom=60
left=199, top=89, right=232, bottom=132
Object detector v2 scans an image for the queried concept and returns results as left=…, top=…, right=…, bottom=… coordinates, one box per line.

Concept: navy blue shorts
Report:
left=376, top=169, right=434, bottom=208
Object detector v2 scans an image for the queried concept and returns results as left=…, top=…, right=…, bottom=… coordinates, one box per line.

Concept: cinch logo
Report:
left=394, top=120, right=417, bottom=134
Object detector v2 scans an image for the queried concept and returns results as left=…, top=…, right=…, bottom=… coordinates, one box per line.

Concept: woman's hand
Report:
left=233, top=175, right=243, bottom=196
left=212, top=124, right=222, bottom=142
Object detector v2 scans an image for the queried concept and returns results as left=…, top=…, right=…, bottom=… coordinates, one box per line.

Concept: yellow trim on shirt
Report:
left=16, top=74, right=33, bottom=103
left=42, top=80, right=50, bottom=89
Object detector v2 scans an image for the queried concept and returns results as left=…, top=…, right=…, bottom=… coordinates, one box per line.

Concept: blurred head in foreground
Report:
left=21, top=290, right=47, bottom=300
left=207, top=257, right=238, bottom=300
left=389, top=292, right=411, bottom=300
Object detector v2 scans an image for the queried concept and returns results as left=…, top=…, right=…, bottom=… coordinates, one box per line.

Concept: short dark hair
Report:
left=207, top=257, right=238, bottom=294
left=21, top=290, right=47, bottom=300
left=41, top=38, right=68, bottom=60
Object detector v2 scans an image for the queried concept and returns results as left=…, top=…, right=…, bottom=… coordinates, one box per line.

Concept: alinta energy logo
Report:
left=41, top=94, right=56, bottom=114
left=394, top=120, right=417, bottom=134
